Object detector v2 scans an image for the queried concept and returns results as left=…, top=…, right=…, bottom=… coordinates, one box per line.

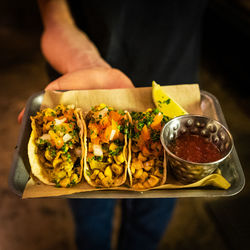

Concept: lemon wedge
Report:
left=152, top=81, right=188, bottom=119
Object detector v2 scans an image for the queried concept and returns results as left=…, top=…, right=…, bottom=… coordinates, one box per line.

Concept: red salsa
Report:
left=168, top=134, right=222, bottom=163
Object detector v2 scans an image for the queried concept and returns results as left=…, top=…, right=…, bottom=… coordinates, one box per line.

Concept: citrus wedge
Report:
left=152, top=81, right=188, bottom=119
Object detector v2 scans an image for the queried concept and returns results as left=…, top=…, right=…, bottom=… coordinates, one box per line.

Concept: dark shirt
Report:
left=67, top=0, right=208, bottom=86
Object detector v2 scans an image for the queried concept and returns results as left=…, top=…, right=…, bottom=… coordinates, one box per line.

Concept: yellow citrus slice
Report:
left=152, top=81, right=188, bottom=119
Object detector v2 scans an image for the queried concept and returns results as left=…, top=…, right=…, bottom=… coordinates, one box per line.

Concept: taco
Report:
left=28, top=104, right=85, bottom=187
left=84, top=104, right=130, bottom=188
left=127, top=108, right=168, bottom=189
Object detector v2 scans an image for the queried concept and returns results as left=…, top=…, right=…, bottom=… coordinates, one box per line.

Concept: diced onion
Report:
left=55, top=117, right=66, bottom=126
left=63, top=133, right=72, bottom=143
left=39, top=134, right=51, bottom=141
left=109, top=129, right=116, bottom=141
left=94, top=107, right=108, bottom=119
left=93, top=144, right=103, bottom=157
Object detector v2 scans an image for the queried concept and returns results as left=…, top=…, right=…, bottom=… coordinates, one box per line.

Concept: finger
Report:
left=45, top=68, right=134, bottom=91
left=18, top=108, right=25, bottom=124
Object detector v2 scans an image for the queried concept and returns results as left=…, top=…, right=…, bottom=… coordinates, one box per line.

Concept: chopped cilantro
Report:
left=109, top=146, right=123, bottom=156
left=61, top=144, right=69, bottom=153
left=164, top=99, right=171, bottom=105
left=94, top=156, right=103, bottom=161
left=86, top=169, right=91, bottom=177
left=118, top=110, right=125, bottom=115
left=55, top=183, right=61, bottom=188
left=152, top=108, right=160, bottom=114
left=150, top=129, right=160, bottom=142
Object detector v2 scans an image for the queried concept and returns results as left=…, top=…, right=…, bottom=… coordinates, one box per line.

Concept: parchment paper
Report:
left=22, top=84, right=230, bottom=199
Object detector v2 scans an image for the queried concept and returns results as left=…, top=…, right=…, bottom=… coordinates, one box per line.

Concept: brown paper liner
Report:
left=23, top=84, right=230, bottom=199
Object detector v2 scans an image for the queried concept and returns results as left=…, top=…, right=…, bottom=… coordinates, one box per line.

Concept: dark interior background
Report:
left=0, top=0, right=250, bottom=249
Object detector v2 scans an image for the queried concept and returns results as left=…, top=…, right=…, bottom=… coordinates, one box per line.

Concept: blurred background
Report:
left=0, top=0, right=250, bottom=249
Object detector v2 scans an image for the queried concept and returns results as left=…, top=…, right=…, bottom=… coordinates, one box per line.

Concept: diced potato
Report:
left=101, top=176, right=113, bottom=187
left=59, top=177, right=71, bottom=187
left=131, top=166, right=135, bottom=174
left=143, top=180, right=151, bottom=189
left=98, top=172, right=105, bottom=180
left=111, top=163, right=123, bottom=176
left=131, top=160, right=143, bottom=170
left=89, top=159, right=107, bottom=170
left=90, top=170, right=100, bottom=180
left=107, top=156, right=113, bottom=164
left=109, top=142, right=118, bottom=151
left=140, top=171, right=148, bottom=183
left=138, top=152, right=147, bottom=162
left=70, top=173, right=79, bottom=183
left=154, top=168, right=163, bottom=178
left=56, top=170, right=66, bottom=179
left=132, top=183, right=144, bottom=189
left=104, top=166, right=112, bottom=178
left=147, top=175, right=160, bottom=187
left=114, top=152, right=125, bottom=165
left=134, top=169, right=143, bottom=179
left=61, top=161, right=74, bottom=173
left=144, top=159, right=154, bottom=171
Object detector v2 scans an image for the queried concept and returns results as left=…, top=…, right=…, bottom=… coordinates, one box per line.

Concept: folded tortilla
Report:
left=28, top=104, right=85, bottom=187
left=84, top=104, right=130, bottom=188
left=127, top=109, right=167, bottom=189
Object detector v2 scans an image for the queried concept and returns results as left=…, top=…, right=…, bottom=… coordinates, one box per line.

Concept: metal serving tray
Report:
left=9, top=90, right=245, bottom=198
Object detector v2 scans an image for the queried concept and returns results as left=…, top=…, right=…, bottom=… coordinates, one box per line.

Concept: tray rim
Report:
left=9, top=89, right=245, bottom=198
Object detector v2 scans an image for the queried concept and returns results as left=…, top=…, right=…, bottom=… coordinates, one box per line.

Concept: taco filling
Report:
left=28, top=104, right=84, bottom=187
left=128, top=108, right=169, bottom=189
left=84, top=104, right=129, bottom=188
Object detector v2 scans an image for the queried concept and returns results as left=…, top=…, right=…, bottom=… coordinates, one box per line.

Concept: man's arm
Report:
left=38, top=0, right=110, bottom=74
left=18, top=0, right=133, bottom=123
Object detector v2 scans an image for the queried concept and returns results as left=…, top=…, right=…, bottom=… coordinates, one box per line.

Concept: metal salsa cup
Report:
left=160, top=115, right=234, bottom=184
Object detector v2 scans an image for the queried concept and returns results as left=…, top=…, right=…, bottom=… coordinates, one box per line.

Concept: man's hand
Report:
left=18, top=1, right=134, bottom=123
left=18, top=67, right=134, bottom=123
left=45, top=67, right=134, bottom=91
